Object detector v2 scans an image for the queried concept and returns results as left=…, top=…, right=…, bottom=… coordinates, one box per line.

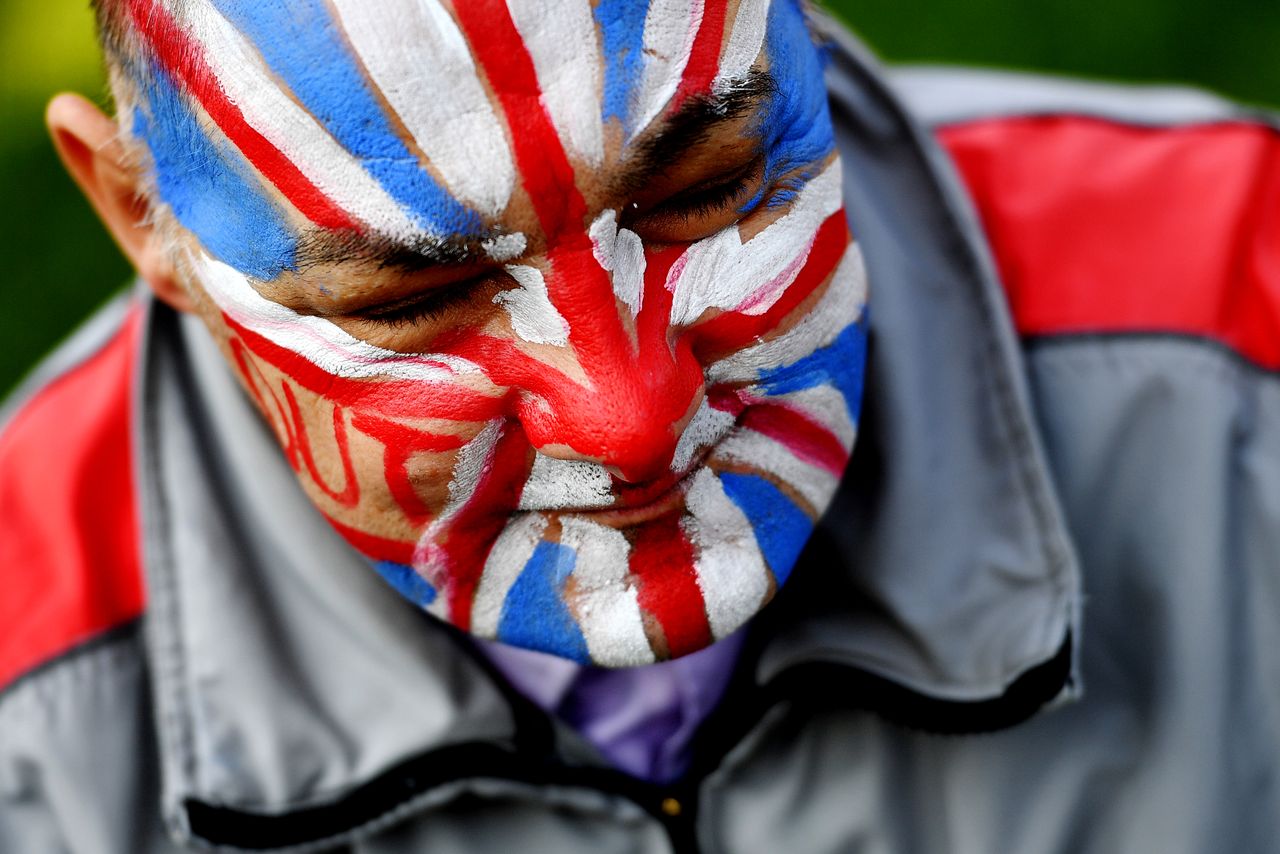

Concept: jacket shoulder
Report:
left=895, top=67, right=1280, bottom=368
left=0, top=296, right=147, bottom=693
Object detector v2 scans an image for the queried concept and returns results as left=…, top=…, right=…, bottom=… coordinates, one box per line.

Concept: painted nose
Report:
left=512, top=338, right=705, bottom=484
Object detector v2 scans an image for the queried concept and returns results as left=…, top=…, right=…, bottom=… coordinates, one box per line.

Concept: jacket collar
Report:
left=134, top=17, right=1079, bottom=845
left=747, top=15, right=1080, bottom=702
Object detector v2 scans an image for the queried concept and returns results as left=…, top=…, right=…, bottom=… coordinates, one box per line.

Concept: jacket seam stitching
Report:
left=932, top=113, right=1280, bottom=133
left=1025, top=330, right=1280, bottom=379
left=0, top=619, right=144, bottom=708
left=134, top=298, right=202, bottom=834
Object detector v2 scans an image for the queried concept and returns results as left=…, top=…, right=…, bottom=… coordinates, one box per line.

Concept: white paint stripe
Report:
left=589, top=210, right=617, bottom=266
left=332, top=0, right=515, bottom=217
left=183, top=1, right=421, bottom=242
left=507, top=0, right=605, bottom=167
left=768, top=385, right=858, bottom=449
left=612, top=228, right=646, bottom=318
left=415, top=419, right=506, bottom=619
left=560, top=517, right=655, bottom=666
left=589, top=210, right=646, bottom=317
left=631, top=0, right=704, bottom=137
left=483, top=232, right=527, bottom=262
left=518, top=455, right=615, bottom=510
left=471, top=513, right=551, bottom=637
left=705, top=240, right=867, bottom=385
left=494, top=265, right=571, bottom=346
left=442, top=419, right=505, bottom=516
left=715, top=428, right=838, bottom=511
left=196, top=254, right=480, bottom=382
left=671, top=396, right=737, bottom=473
left=684, top=468, right=770, bottom=639
left=713, top=0, right=770, bottom=89
left=668, top=160, right=844, bottom=326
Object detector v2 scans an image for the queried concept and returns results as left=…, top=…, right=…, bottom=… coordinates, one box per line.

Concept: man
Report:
left=1, top=1, right=1276, bottom=852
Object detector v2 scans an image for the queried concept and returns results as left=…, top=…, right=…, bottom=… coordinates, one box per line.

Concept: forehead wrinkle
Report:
left=613, top=69, right=778, bottom=198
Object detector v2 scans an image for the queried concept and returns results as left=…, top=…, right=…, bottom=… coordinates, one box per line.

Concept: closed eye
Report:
left=625, top=155, right=767, bottom=243
left=350, top=276, right=484, bottom=330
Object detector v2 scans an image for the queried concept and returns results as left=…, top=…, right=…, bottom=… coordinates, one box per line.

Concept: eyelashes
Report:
left=623, top=155, right=771, bottom=243
left=657, top=159, right=764, bottom=218
left=351, top=278, right=481, bottom=329
left=657, top=170, right=756, bottom=221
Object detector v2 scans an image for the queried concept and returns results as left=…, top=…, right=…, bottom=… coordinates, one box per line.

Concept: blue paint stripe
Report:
left=208, top=0, right=482, bottom=237
left=498, top=542, right=591, bottom=662
left=757, top=315, right=868, bottom=422
left=718, top=472, right=813, bottom=587
left=135, top=65, right=297, bottom=279
left=594, top=0, right=649, bottom=131
left=372, top=561, right=438, bottom=608
left=751, top=0, right=836, bottom=208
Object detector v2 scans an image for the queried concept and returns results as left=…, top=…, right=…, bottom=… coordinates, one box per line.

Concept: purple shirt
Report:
left=479, top=631, right=746, bottom=783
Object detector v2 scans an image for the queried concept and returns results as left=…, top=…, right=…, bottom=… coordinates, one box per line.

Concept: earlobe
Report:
left=45, top=92, right=193, bottom=313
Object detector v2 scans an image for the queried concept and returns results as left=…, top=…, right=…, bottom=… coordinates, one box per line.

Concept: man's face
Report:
left=125, top=0, right=867, bottom=665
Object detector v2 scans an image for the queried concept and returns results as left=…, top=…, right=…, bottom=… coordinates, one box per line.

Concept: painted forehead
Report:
left=124, top=0, right=830, bottom=281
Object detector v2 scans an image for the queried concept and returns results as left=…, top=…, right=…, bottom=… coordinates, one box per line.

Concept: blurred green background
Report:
left=1, top=0, right=1277, bottom=396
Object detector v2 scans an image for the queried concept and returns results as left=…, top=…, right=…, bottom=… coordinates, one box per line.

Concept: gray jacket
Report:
left=2, top=20, right=1277, bottom=854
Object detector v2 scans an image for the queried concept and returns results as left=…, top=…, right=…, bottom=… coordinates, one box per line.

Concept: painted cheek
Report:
left=228, top=327, right=494, bottom=508
left=670, top=162, right=850, bottom=355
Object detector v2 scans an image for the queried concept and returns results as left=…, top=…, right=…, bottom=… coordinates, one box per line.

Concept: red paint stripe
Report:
left=691, top=212, right=851, bottom=357
left=451, top=0, right=581, bottom=238
left=672, top=0, right=729, bottom=112
left=282, top=386, right=360, bottom=507
left=127, top=0, right=358, bottom=232
left=431, top=330, right=580, bottom=406
left=350, top=412, right=466, bottom=526
left=635, top=243, right=687, bottom=351
left=631, top=514, right=712, bottom=659
left=707, top=384, right=749, bottom=417
left=422, top=427, right=531, bottom=630
left=454, top=2, right=707, bottom=482
left=322, top=513, right=416, bottom=565
left=229, top=337, right=302, bottom=470
left=741, top=401, right=849, bottom=475
left=940, top=116, right=1280, bottom=367
left=450, top=1, right=649, bottom=402
left=1, top=308, right=145, bottom=690
left=224, top=315, right=504, bottom=422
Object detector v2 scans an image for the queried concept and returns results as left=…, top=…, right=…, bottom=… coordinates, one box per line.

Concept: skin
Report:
left=50, top=0, right=868, bottom=666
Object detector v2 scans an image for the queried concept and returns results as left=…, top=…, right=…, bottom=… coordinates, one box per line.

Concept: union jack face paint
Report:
left=121, top=0, right=869, bottom=665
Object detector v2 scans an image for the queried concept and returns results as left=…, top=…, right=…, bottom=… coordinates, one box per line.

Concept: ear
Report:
left=46, top=92, right=193, bottom=313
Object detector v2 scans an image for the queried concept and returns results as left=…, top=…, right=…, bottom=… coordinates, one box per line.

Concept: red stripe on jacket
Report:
left=939, top=117, right=1280, bottom=367
left=0, top=307, right=145, bottom=691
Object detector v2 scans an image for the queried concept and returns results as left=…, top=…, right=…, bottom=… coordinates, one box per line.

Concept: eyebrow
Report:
left=292, top=228, right=492, bottom=274
left=289, top=70, right=777, bottom=274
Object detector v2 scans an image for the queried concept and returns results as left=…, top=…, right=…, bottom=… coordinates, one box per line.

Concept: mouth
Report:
left=515, top=386, right=752, bottom=527
left=563, top=467, right=698, bottom=528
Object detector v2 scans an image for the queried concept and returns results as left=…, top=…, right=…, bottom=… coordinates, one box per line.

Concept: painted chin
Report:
left=405, top=390, right=853, bottom=664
